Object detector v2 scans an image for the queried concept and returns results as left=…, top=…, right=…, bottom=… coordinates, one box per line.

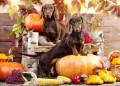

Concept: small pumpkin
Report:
left=98, top=70, right=116, bottom=83
left=0, top=54, right=8, bottom=62
left=25, top=13, right=44, bottom=33
left=0, top=62, right=24, bottom=81
left=85, top=75, right=104, bottom=85
left=111, top=57, right=120, bottom=65
left=56, top=54, right=103, bottom=78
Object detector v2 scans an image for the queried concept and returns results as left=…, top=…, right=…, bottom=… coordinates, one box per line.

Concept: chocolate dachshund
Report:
left=39, top=4, right=65, bottom=44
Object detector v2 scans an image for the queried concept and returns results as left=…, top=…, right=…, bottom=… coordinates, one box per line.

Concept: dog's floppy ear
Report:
left=54, top=6, right=59, bottom=19
left=80, top=16, right=83, bottom=23
left=39, top=6, right=43, bottom=19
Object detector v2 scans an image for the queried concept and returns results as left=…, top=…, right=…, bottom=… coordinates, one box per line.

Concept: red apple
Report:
left=72, top=75, right=80, bottom=84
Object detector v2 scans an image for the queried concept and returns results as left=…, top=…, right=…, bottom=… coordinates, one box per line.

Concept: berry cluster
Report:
left=83, top=30, right=92, bottom=44
left=84, top=36, right=92, bottom=44
left=5, top=69, right=24, bottom=84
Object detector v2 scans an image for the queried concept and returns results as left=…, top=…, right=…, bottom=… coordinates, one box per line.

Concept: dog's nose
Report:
left=75, top=29, right=79, bottom=32
left=46, top=15, right=49, bottom=17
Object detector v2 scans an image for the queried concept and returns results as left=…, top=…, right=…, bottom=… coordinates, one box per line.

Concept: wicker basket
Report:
left=108, top=51, right=120, bottom=81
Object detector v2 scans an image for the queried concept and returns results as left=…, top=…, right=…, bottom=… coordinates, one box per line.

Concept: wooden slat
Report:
left=98, top=26, right=120, bottom=56
left=0, top=13, right=17, bottom=26
left=34, top=45, right=99, bottom=53
left=0, top=13, right=11, bottom=19
left=0, top=42, right=22, bottom=58
left=35, top=46, right=53, bottom=52
left=0, top=26, right=14, bottom=41
left=99, top=15, right=120, bottom=27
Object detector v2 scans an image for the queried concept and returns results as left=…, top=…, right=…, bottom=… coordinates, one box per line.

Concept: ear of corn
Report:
left=37, top=78, right=63, bottom=85
left=57, top=76, right=72, bottom=84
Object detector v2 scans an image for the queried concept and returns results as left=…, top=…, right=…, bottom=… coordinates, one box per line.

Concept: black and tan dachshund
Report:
left=39, top=4, right=65, bottom=44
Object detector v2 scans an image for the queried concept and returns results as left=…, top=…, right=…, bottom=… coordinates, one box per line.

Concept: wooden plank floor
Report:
left=0, top=82, right=120, bottom=86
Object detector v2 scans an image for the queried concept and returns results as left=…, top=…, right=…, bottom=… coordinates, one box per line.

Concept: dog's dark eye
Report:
left=44, top=8, right=47, bottom=11
left=71, top=20, right=75, bottom=24
left=50, top=7, right=53, bottom=9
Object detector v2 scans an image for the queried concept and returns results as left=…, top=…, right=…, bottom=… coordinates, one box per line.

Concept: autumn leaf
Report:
left=10, top=24, right=22, bottom=38
left=88, top=1, right=96, bottom=8
left=20, top=0, right=30, bottom=3
left=80, top=0, right=86, bottom=3
left=110, top=0, right=117, bottom=3
left=100, top=10, right=109, bottom=16
left=71, top=0, right=78, bottom=6
left=81, top=3, right=87, bottom=8
left=54, top=0, right=59, bottom=4
left=90, top=0, right=99, bottom=5
left=95, top=1, right=110, bottom=12
left=106, top=5, right=120, bottom=17
left=7, top=6, right=17, bottom=18
left=99, top=0, right=104, bottom=2
left=0, top=0, right=8, bottom=7
left=75, top=1, right=81, bottom=14
left=71, top=6, right=76, bottom=15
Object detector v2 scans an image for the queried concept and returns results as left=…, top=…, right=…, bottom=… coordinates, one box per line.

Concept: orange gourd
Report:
left=25, top=13, right=44, bottom=33
left=0, top=62, right=24, bottom=81
left=56, top=54, right=103, bottom=78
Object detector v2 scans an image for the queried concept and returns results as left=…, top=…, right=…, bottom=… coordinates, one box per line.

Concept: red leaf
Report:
left=106, top=5, right=114, bottom=11
left=80, top=0, right=86, bottom=3
left=54, top=0, right=59, bottom=4
left=36, top=0, right=43, bottom=5
left=75, top=1, right=81, bottom=14
left=30, top=7, right=38, bottom=13
left=71, top=0, right=78, bottom=6
left=88, top=1, right=95, bottom=8
left=99, top=0, right=104, bottom=2
left=59, top=22, right=65, bottom=28
left=110, top=0, right=117, bottom=3
left=18, top=5, right=26, bottom=11
left=20, top=0, right=29, bottom=3
left=100, top=10, right=109, bottom=16
left=111, top=6, right=116, bottom=15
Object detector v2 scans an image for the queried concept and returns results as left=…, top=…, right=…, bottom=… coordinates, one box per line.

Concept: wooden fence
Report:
left=0, top=13, right=22, bottom=63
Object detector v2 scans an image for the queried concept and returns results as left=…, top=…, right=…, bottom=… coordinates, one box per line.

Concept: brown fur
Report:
left=39, top=4, right=65, bottom=44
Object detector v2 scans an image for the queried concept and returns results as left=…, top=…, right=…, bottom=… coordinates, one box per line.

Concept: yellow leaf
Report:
left=71, top=6, right=76, bottom=15
left=90, top=0, right=99, bottom=5
left=81, top=3, right=87, bottom=8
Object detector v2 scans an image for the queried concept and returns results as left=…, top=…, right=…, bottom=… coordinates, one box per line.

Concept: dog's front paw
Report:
left=73, top=51, right=79, bottom=56
left=47, top=38, right=52, bottom=42
left=54, top=40, right=58, bottom=44
left=74, top=53, right=79, bottom=56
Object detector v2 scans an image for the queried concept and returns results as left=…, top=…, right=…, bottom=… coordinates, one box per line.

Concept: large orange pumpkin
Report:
left=0, top=62, right=24, bottom=81
left=25, top=13, right=44, bottom=33
left=56, top=54, right=102, bottom=78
